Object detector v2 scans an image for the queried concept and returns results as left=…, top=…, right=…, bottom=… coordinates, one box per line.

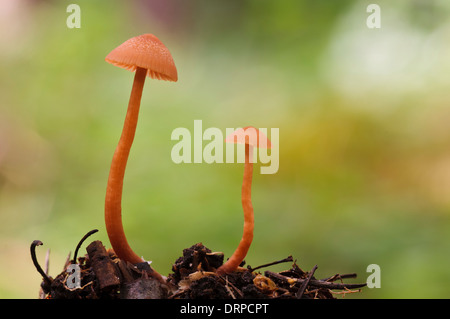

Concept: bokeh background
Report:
left=1, top=0, right=450, bottom=298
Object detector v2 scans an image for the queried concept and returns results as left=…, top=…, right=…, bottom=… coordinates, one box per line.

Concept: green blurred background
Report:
left=1, top=0, right=450, bottom=298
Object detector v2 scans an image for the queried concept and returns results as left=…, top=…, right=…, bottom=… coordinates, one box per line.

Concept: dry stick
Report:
left=72, top=229, right=99, bottom=264
left=321, top=273, right=358, bottom=282
left=39, top=248, right=52, bottom=299
left=330, top=288, right=362, bottom=296
left=217, top=274, right=244, bottom=298
left=30, top=240, right=53, bottom=288
left=44, top=249, right=50, bottom=276
left=224, top=277, right=237, bottom=299
left=296, top=264, right=318, bottom=298
left=248, top=256, right=294, bottom=272
left=63, top=252, right=72, bottom=271
left=86, top=240, right=121, bottom=290
left=265, top=271, right=367, bottom=290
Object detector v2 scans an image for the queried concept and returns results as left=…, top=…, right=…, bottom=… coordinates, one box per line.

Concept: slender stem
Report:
left=72, top=229, right=98, bottom=264
left=105, top=67, right=147, bottom=264
left=217, top=144, right=254, bottom=275
left=30, top=240, right=52, bottom=287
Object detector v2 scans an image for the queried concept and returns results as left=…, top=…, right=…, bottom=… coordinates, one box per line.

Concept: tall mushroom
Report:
left=104, top=34, right=177, bottom=269
left=216, top=127, right=272, bottom=275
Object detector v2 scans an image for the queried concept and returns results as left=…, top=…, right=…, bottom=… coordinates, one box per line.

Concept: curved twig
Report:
left=73, top=229, right=99, bottom=264
left=30, top=240, right=53, bottom=287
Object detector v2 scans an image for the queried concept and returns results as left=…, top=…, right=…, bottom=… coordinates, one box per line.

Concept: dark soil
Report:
left=32, top=236, right=366, bottom=299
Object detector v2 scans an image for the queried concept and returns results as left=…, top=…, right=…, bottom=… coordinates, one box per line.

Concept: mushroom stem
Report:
left=105, top=66, right=147, bottom=264
left=217, top=144, right=254, bottom=275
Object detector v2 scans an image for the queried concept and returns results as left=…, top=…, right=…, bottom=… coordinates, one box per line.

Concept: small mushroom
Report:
left=216, top=127, right=272, bottom=275
left=104, top=34, right=177, bottom=268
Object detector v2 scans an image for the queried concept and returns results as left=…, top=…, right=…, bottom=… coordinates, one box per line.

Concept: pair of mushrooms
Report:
left=104, top=34, right=272, bottom=280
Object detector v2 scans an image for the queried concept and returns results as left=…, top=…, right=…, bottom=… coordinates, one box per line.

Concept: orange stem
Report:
left=217, top=144, right=254, bottom=275
left=104, top=67, right=166, bottom=283
left=105, top=67, right=146, bottom=264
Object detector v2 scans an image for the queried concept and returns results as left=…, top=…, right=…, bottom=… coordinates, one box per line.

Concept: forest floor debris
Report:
left=31, top=234, right=366, bottom=299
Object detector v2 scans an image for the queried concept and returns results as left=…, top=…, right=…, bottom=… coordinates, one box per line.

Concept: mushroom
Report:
left=104, top=34, right=177, bottom=270
left=216, top=126, right=272, bottom=275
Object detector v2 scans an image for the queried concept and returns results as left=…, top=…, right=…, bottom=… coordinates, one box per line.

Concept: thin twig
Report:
left=322, top=273, right=358, bottom=282
left=63, top=252, right=72, bottom=270
left=218, top=274, right=244, bottom=298
left=44, top=249, right=50, bottom=276
left=224, top=277, right=237, bottom=299
left=38, top=249, right=51, bottom=299
left=302, top=288, right=321, bottom=299
left=265, top=271, right=367, bottom=290
left=296, top=264, right=317, bottom=298
left=73, top=229, right=98, bottom=263
left=30, top=240, right=53, bottom=287
left=330, top=288, right=362, bottom=297
left=248, top=256, right=294, bottom=272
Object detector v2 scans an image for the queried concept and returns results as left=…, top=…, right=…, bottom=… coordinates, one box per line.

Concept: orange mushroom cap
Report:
left=225, top=126, right=272, bottom=149
left=105, top=33, right=178, bottom=82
